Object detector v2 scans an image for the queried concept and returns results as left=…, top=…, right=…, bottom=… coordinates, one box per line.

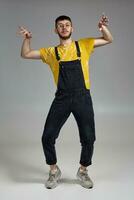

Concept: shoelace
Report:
left=48, top=173, right=56, bottom=182
left=80, top=170, right=90, bottom=180
left=48, top=167, right=59, bottom=181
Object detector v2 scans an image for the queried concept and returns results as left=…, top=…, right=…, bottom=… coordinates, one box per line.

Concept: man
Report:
left=18, top=14, right=113, bottom=189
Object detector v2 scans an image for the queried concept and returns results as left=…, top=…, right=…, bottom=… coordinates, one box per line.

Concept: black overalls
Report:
left=41, top=41, right=96, bottom=167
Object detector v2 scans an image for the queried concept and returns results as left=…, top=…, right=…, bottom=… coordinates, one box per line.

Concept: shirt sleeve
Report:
left=79, top=37, right=95, bottom=54
left=39, top=47, right=49, bottom=64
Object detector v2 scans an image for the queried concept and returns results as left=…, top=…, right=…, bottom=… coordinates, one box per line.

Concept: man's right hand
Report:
left=17, top=26, right=32, bottom=39
left=18, top=26, right=41, bottom=59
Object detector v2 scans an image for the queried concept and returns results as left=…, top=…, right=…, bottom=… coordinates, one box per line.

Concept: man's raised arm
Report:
left=94, top=14, right=113, bottom=48
left=17, top=26, right=41, bottom=59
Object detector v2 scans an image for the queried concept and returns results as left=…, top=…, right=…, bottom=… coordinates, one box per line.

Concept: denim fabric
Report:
left=41, top=88, right=96, bottom=167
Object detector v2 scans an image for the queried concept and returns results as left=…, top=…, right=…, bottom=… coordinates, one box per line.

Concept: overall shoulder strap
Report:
left=75, top=41, right=81, bottom=57
left=55, top=46, right=60, bottom=61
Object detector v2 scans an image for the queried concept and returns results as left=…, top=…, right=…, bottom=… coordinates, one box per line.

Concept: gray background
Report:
left=0, top=0, right=134, bottom=199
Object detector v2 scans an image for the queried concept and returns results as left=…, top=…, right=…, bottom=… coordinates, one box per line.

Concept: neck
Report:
left=59, top=38, right=73, bottom=46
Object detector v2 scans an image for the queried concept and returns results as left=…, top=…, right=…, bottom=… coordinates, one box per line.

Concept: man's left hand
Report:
left=98, top=13, right=109, bottom=31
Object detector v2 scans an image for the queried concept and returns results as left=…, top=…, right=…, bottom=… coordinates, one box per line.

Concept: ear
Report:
left=71, top=26, right=74, bottom=33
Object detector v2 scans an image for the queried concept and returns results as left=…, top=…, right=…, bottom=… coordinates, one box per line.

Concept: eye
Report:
left=57, top=23, right=71, bottom=29
left=66, top=24, right=71, bottom=27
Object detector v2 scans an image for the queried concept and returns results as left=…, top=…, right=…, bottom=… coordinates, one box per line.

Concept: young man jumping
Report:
left=18, top=14, right=113, bottom=189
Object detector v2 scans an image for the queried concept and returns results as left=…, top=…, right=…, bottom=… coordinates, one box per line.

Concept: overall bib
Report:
left=41, top=41, right=96, bottom=167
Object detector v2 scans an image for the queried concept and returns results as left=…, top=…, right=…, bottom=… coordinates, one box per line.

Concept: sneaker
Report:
left=45, top=165, right=61, bottom=189
left=76, top=167, right=93, bottom=189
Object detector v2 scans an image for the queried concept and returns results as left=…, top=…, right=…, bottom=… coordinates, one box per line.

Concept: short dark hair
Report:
left=55, top=15, right=72, bottom=27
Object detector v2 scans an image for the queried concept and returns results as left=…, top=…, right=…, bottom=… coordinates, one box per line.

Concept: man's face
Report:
left=55, top=20, right=73, bottom=40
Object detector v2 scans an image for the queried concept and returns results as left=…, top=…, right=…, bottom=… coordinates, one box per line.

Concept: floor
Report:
left=0, top=114, right=134, bottom=200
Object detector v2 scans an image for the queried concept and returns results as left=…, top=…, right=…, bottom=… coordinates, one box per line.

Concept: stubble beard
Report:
left=58, top=32, right=72, bottom=40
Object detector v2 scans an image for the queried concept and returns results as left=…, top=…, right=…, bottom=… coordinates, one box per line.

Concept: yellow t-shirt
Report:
left=39, top=37, right=95, bottom=89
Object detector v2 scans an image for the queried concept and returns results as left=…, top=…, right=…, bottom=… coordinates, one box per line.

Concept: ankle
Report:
left=80, top=165, right=87, bottom=172
left=50, top=165, right=58, bottom=173
left=50, top=164, right=57, bottom=171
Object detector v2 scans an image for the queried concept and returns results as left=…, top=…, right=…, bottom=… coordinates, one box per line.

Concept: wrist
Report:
left=24, top=37, right=31, bottom=41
